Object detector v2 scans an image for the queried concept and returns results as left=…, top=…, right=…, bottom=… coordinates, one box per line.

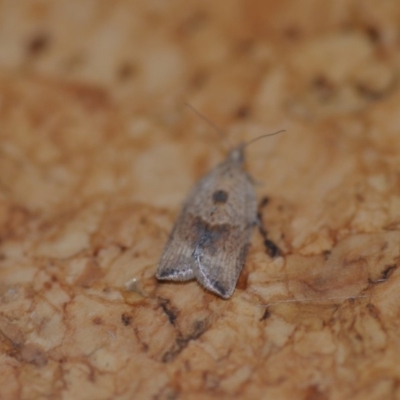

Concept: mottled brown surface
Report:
left=1, top=1, right=400, bottom=399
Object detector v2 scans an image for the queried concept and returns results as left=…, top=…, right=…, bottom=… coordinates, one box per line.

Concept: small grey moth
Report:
left=156, top=130, right=283, bottom=299
left=157, top=145, right=255, bottom=298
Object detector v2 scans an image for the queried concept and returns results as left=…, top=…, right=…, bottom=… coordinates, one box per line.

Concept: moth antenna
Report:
left=184, top=102, right=232, bottom=150
left=243, top=130, right=285, bottom=150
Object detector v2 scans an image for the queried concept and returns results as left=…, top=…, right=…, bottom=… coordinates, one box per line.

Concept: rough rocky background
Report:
left=1, top=1, right=400, bottom=399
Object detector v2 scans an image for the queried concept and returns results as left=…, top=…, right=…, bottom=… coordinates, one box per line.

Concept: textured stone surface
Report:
left=1, top=1, right=400, bottom=399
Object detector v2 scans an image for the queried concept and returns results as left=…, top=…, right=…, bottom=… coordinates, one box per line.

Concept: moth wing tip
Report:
left=202, top=280, right=235, bottom=299
left=156, top=266, right=175, bottom=280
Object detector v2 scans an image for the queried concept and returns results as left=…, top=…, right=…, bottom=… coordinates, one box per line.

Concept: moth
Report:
left=156, top=131, right=282, bottom=299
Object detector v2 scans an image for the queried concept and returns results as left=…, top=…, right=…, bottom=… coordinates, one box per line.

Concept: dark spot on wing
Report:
left=193, top=217, right=230, bottom=255
left=212, top=189, right=228, bottom=204
left=194, top=217, right=228, bottom=242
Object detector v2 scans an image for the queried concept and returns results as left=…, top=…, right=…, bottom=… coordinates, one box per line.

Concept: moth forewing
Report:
left=157, top=146, right=257, bottom=298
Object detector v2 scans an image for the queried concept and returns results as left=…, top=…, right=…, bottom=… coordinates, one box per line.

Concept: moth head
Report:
left=228, top=130, right=285, bottom=165
left=228, top=145, right=245, bottom=165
